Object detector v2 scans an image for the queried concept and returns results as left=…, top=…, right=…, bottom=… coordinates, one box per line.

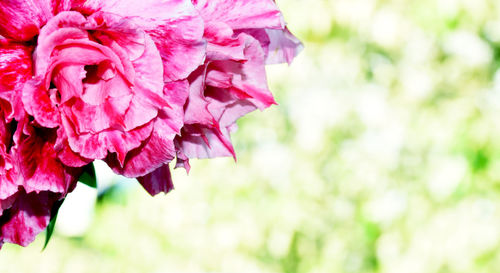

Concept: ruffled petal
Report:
left=21, top=79, right=61, bottom=128
left=0, top=190, right=58, bottom=247
left=175, top=125, right=236, bottom=159
left=63, top=115, right=154, bottom=164
left=107, top=81, right=188, bottom=177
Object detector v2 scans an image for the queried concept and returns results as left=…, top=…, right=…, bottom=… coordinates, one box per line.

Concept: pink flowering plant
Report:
left=0, top=0, right=301, bottom=248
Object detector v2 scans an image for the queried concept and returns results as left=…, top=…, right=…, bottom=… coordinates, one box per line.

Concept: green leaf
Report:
left=79, top=163, right=97, bottom=188
left=42, top=198, right=65, bottom=250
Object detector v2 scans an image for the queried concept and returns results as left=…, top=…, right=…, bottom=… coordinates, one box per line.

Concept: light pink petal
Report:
left=174, top=149, right=191, bottom=172
left=52, top=65, right=85, bottom=103
left=43, top=40, right=123, bottom=84
left=145, top=15, right=206, bottom=81
left=79, top=65, right=129, bottom=106
left=249, top=28, right=304, bottom=65
left=32, top=11, right=169, bottom=165
left=205, top=91, right=258, bottom=127
left=122, top=95, right=159, bottom=132
left=194, top=0, right=284, bottom=30
left=175, top=125, right=236, bottom=159
left=69, top=0, right=103, bottom=15
left=137, top=164, right=174, bottom=196
left=183, top=68, right=217, bottom=126
left=187, top=34, right=274, bottom=130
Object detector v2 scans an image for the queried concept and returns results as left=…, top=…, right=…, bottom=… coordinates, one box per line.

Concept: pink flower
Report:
left=0, top=0, right=301, bottom=247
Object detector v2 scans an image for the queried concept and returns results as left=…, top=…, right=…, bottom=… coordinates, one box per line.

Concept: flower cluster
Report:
left=0, top=0, right=301, bottom=248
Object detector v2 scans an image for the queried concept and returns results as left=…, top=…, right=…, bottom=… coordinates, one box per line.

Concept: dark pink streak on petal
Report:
left=0, top=41, right=33, bottom=121
left=0, top=0, right=56, bottom=41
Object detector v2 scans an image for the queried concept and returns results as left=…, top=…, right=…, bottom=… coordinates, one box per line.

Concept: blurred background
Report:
left=3, top=0, right=500, bottom=272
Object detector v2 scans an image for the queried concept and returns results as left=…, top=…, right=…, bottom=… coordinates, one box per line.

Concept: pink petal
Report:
left=107, top=81, right=189, bottom=177
left=0, top=191, right=58, bottom=247
left=174, top=149, right=191, bottom=172
left=194, top=0, right=284, bottom=30
left=21, top=79, right=61, bottom=128
left=247, top=28, right=303, bottom=65
left=56, top=140, right=92, bottom=168
left=209, top=34, right=276, bottom=110
left=122, top=33, right=165, bottom=130
left=17, top=121, right=74, bottom=194
left=183, top=68, right=216, bottom=126
left=63, top=115, right=154, bottom=164
left=175, top=125, right=236, bottom=159
left=0, top=117, right=19, bottom=200
left=137, top=164, right=174, bottom=196
left=69, top=94, right=132, bottom=133
left=204, top=22, right=246, bottom=61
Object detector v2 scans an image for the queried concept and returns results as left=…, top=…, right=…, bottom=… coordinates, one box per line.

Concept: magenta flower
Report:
left=0, top=0, right=301, bottom=248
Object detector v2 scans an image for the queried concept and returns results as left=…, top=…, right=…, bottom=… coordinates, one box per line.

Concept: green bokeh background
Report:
left=3, top=0, right=500, bottom=272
